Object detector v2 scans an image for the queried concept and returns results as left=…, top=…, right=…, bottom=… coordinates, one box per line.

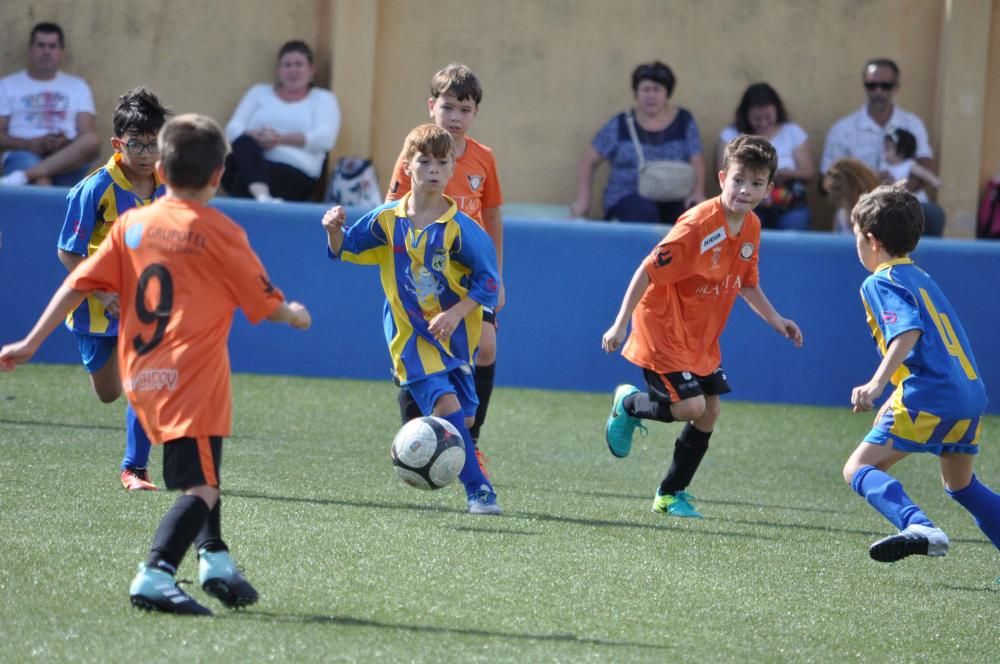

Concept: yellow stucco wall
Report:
left=2, top=0, right=993, bottom=234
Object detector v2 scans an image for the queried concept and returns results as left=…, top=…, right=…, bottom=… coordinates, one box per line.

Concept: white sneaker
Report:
left=0, top=170, right=29, bottom=186
left=869, top=523, right=950, bottom=562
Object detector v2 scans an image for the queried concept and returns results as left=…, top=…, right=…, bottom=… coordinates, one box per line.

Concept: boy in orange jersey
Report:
left=0, top=114, right=311, bottom=615
left=601, top=135, right=803, bottom=518
left=386, top=63, right=503, bottom=474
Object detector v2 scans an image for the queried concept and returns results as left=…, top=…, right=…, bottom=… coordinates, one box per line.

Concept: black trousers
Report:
left=222, top=134, right=317, bottom=202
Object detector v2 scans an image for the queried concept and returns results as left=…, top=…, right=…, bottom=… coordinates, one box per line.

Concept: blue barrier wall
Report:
left=2, top=187, right=999, bottom=413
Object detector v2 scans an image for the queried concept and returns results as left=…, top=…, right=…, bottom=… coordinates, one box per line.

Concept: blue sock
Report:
left=851, top=465, right=933, bottom=530
left=122, top=403, right=153, bottom=471
left=947, top=475, right=1000, bottom=551
left=440, top=410, right=492, bottom=498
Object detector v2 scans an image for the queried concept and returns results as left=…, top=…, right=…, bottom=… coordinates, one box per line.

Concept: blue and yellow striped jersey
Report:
left=331, top=195, right=499, bottom=384
left=861, top=258, right=987, bottom=435
left=57, top=153, right=165, bottom=336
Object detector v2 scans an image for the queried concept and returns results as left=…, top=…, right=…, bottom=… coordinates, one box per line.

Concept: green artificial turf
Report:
left=1, top=364, right=997, bottom=662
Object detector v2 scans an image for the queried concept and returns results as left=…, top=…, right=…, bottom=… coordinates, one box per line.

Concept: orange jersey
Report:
left=386, top=136, right=503, bottom=226
left=65, top=198, right=285, bottom=443
left=622, top=197, right=761, bottom=376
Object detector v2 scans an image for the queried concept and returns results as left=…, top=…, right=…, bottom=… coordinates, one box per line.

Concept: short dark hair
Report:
left=430, top=63, right=483, bottom=105
left=863, top=58, right=900, bottom=78
left=278, top=40, right=313, bottom=64
left=734, top=82, right=790, bottom=134
left=157, top=114, right=229, bottom=190
left=885, top=128, right=917, bottom=160
left=722, top=135, right=779, bottom=183
left=851, top=184, right=924, bottom=256
left=113, top=87, right=170, bottom=138
left=631, top=61, right=675, bottom=96
left=30, top=22, right=64, bottom=48
left=402, top=123, right=455, bottom=163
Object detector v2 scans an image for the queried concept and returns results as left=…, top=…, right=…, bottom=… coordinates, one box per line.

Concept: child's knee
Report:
left=671, top=397, right=705, bottom=422
left=464, top=415, right=475, bottom=430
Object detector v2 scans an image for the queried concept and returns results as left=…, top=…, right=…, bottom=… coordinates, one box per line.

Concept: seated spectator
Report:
left=223, top=40, right=339, bottom=202
left=823, top=158, right=881, bottom=234
left=715, top=83, right=815, bottom=230
left=571, top=61, right=705, bottom=224
left=0, top=22, right=99, bottom=187
left=882, top=128, right=943, bottom=200
left=821, top=57, right=944, bottom=236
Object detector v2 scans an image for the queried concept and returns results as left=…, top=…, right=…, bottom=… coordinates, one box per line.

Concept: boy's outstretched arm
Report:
left=0, top=284, right=87, bottom=371
left=267, top=301, right=312, bottom=330
left=851, top=329, right=919, bottom=413
left=602, top=265, right=651, bottom=353
left=739, top=284, right=803, bottom=347
left=482, top=207, right=505, bottom=311
left=321, top=206, right=347, bottom=255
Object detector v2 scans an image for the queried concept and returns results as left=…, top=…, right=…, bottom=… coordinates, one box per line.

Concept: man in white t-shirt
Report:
left=821, top=58, right=944, bottom=235
left=0, top=22, right=99, bottom=187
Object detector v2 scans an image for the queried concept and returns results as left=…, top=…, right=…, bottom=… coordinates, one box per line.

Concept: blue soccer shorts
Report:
left=864, top=402, right=982, bottom=456
left=75, top=332, right=116, bottom=374
left=406, top=365, right=479, bottom=419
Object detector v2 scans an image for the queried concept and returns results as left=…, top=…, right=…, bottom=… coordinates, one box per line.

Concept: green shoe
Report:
left=604, top=384, right=645, bottom=458
left=651, top=491, right=703, bottom=518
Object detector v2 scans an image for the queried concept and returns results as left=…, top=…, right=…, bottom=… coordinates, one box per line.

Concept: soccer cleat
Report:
left=129, top=564, right=212, bottom=616
left=651, top=491, right=703, bottom=518
left=605, top=384, right=646, bottom=458
left=198, top=549, right=259, bottom=608
left=120, top=467, right=158, bottom=491
left=467, top=488, right=502, bottom=515
left=869, top=524, right=950, bottom=563
left=474, top=447, right=491, bottom=480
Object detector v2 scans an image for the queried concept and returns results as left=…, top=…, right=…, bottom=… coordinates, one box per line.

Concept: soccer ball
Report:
left=391, top=416, right=466, bottom=490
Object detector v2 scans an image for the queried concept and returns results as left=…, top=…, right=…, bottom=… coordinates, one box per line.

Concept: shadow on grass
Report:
left=451, top=525, right=540, bottom=536
left=226, top=489, right=780, bottom=543
left=232, top=610, right=670, bottom=651
left=510, top=485, right=844, bottom=515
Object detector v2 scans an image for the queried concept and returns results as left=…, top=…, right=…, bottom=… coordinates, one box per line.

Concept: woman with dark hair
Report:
left=571, top=61, right=705, bottom=224
left=715, top=82, right=815, bottom=230
left=223, top=40, right=340, bottom=202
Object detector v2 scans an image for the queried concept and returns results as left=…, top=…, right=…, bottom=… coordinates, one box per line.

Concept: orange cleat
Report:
left=474, top=447, right=491, bottom=480
left=120, top=467, right=158, bottom=491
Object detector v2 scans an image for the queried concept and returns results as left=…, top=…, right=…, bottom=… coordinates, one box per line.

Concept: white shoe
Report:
left=0, top=170, right=29, bottom=186
left=869, top=523, right=949, bottom=562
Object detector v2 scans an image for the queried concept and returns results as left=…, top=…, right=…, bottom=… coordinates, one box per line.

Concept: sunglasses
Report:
left=864, top=81, right=896, bottom=91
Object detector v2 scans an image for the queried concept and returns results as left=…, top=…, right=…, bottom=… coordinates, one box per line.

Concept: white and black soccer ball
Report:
left=391, top=416, right=466, bottom=490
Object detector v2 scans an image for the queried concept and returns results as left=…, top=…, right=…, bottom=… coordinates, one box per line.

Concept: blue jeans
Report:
left=606, top=194, right=686, bottom=225
left=2, top=149, right=92, bottom=187
left=756, top=205, right=811, bottom=231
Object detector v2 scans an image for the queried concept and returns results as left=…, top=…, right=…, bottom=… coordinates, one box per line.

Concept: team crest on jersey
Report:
left=467, top=174, right=484, bottom=192
left=739, top=242, right=754, bottom=260
left=701, top=228, right=725, bottom=254
left=124, top=223, right=144, bottom=249
left=431, top=248, right=448, bottom=272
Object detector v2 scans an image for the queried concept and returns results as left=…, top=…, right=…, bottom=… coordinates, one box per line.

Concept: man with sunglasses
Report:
left=57, top=87, right=170, bottom=491
left=821, top=58, right=944, bottom=234
left=0, top=22, right=99, bottom=187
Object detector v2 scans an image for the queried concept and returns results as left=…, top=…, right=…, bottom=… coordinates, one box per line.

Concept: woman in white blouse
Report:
left=223, top=40, right=340, bottom=202
left=715, top=83, right=815, bottom=230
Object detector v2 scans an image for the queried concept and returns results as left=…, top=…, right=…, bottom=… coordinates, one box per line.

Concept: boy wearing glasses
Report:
left=56, top=87, right=169, bottom=491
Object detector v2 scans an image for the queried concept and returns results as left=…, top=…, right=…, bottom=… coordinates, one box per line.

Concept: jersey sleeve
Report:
left=222, top=228, right=285, bottom=325
left=57, top=181, right=99, bottom=255
left=385, top=151, right=410, bottom=201
left=591, top=114, right=620, bottom=160
left=64, top=221, right=123, bottom=294
left=334, top=207, right=390, bottom=265
left=861, top=275, right=923, bottom=346
left=642, top=225, right=698, bottom=286
left=453, top=219, right=499, bottom=307
left=480, top=149, right=503, bottom=210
